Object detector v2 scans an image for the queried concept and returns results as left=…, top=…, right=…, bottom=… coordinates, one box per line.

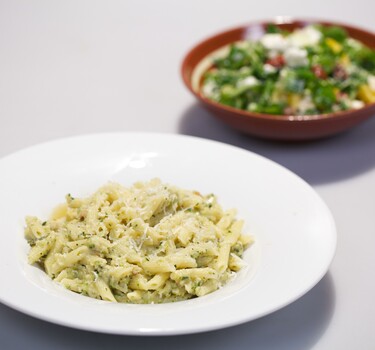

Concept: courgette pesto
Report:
left=202, top=24, right=375, bottom=115
left=25, top=179, right=253, bottom=304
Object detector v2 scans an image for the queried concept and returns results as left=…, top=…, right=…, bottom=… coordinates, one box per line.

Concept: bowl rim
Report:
left=181, top=17, right=375, bottom=123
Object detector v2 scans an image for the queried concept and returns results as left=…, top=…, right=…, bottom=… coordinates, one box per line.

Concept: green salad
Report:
left=202, top=24, right=375, bottom=116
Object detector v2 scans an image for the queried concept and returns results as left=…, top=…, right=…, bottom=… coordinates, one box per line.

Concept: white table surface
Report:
left=1, top=1, right=375, bottom=349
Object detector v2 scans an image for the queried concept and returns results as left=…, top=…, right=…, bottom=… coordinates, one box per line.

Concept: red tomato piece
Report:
left=311, top=65, right=327, bottom=79
left=266, top=55, right=285, bottom=68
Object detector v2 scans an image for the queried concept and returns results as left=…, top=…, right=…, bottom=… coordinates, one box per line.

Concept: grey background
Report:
left=1, top=0, right=375, bottom=349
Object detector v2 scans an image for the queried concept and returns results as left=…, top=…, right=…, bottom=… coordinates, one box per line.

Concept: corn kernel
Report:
left=288, top=93, right=301, bottom=109
left=358, top=85, right=375, bottom=104
left=325, top=38, right=342, bottom=54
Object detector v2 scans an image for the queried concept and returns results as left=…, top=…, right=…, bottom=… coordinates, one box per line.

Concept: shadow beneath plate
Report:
left=0, top=272, right=335, bottom=350
left=178, top=104, right=375, bottom=185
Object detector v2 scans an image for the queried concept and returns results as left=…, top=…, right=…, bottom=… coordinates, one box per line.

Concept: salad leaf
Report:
left=313, top=84, right=336, bottom=112
left=266, top=24, right=281, bottom=34
left=321, top=26, right=348, bottom=42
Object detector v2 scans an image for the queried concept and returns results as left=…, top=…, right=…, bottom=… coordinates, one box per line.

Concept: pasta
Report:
left=25, top=179, right=254, bottom=303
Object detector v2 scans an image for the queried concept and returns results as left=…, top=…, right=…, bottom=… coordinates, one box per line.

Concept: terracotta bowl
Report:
left=181, top=19, right=375, bottom=140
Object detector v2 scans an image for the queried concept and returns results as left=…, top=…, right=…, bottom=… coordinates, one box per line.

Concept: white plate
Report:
left=0, top=132, right=336, bottom=335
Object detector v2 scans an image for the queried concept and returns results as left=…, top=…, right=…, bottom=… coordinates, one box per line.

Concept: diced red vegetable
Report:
left=311, top=65, right=327, bottom=79
left=266, top=55, right=285, bottom=68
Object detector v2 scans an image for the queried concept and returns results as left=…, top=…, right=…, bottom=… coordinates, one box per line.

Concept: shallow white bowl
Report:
left=0, top=132, right=336, bottom=335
